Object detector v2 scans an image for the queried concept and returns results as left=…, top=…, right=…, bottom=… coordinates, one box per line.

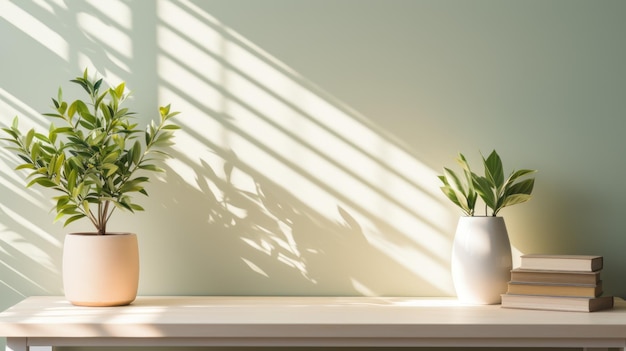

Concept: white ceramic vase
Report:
left=63, top=232, right=139, bottom=307
left=451, top=216, right=512, bottom=304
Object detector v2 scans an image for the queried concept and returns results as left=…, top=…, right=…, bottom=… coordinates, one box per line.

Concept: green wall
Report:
left=1, top=1, right=625, bottom=350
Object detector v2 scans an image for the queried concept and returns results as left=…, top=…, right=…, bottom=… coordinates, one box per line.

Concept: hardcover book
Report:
left=520, top=254, right=603, bottom=272
left=506, top=281, right=602, bottom=297
left=510, top=268, right=600, bottom=285
left=501, top=294, right=614, bottom=312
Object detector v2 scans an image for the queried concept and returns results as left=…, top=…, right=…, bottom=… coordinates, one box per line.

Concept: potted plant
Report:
left=2, top=69, right=179, bottom=306
left=438, top=150, right=536, bottom=304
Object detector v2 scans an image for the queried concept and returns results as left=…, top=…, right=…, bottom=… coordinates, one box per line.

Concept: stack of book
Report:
left=501, top=254, right=614, bottom=312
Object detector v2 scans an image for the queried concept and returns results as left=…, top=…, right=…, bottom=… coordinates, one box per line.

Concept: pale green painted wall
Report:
left=1, top=0, right=625, bottom=350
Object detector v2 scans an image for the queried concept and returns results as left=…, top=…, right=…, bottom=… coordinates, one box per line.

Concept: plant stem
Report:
left=86, top=209, right=99, bottom=233
left=100, top=201, right=110, bottom=235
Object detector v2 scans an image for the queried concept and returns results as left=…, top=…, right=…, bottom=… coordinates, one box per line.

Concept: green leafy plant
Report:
left=2, top=69, right=180, bottom=234
left=439, top=150, right=536, bottom=216
left=438, top=153, right=477, bottom=216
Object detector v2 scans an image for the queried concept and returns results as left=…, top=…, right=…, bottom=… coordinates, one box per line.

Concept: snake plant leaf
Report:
left=482, top=150, right=504, bottom=190
left=438, top=154, right=479, bottom=216
left=442, top=168, right=466, bottom=194
left=440, top=186, right=469, bottom=215
left=472, top=175, right=496, bottom=210
left=501, top=193, right=533, bottom=208
left=438, top=168, right=475, bottom=216
left=440, top=150, right=537, bottom=216
left=506, top=169, right=537, bottom=185
left=439, top=179, right=460, bottom=204
left=505, top=178, right=535, bottom=196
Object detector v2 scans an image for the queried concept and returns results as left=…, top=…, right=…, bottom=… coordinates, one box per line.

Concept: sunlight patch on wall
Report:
left=0, top=88, right=49, bottom=130
left=0, top=205, right=61, bottom=250
left=0, top=1, right=68, bottom=60
left=33, top=0, right=69, bottom=14
left=0, top=169, right=47, bottom=213
left=32, top=0, right=61, bottom=14
left=157, top=85, right=231, bottom=163
left=223, top=31, right=451, bottom=225
left=241, top=257, right=269, bottom=278
left=159, top=0, right=224, bottom=54
left=0, top=259, right=49, bottom=294
left=0, top=217, right=60, bottom=296
left=76, top=13, right=132, bottom=71
left=156, top=0, right=455, bottom=295
left=85, top=0, right=132, bottom=30
left=0, top=279, right=24, bottom=298
left=350, top=278, right=377, bottom=296
left=158, top=55, right=223, bottom=112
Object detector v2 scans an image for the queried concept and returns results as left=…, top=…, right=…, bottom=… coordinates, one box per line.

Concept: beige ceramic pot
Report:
left=62, top=232, right=139, bottom=307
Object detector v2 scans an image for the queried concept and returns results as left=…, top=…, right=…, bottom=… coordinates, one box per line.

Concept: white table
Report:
left=0, top=296, right=625, bottom=351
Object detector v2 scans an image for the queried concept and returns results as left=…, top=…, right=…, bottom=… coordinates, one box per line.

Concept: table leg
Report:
left=6, top=338, right=26, bottom=351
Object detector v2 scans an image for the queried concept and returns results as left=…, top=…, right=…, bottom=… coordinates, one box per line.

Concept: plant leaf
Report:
left=500, top=194, right=533, bottom=209
left=482, top=150, right=504, bottom=190
left=27, top=177, right=57, bottom=188
left=63, top=214, right=86, bottom=227
left=472, top=174, right=497, bottom=212
left=505, top=178, right=535, bottom=196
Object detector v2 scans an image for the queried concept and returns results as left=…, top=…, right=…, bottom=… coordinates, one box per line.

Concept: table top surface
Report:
left=1, top=296, right=626, bottom=338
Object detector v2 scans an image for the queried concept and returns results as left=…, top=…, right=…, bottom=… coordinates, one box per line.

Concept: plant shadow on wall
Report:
left=0, top=198, right=61, bottom=302
left=155, top=149, right=436, bottom=295
left=147, top=0, right=457, bottom=295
